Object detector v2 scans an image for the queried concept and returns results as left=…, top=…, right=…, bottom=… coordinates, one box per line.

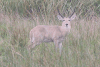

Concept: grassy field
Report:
left=0, top=0, right=100, bottom=67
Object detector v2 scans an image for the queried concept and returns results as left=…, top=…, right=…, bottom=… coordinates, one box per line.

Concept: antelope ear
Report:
left=57, top=15, right=64, bottom=20
left=70, top=14, right=76, bottom=20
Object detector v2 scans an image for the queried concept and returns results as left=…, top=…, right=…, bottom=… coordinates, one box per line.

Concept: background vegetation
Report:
left=0, top=0, right=100, bottom=67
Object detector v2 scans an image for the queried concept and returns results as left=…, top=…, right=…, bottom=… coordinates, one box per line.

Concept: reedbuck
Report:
left=28, top=13, right=76, bottom=54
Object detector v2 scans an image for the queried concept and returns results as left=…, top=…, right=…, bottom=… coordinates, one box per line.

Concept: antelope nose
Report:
left=66, top=24, right=68, bottom=26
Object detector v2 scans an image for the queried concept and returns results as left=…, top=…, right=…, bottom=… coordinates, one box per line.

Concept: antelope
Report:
left=28, top=12, right=76, bottom=54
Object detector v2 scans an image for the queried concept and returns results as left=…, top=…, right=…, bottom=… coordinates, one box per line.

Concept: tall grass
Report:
left=1, top=0, right=100, bottom=18
left=0, top=0, right=100, bottom=67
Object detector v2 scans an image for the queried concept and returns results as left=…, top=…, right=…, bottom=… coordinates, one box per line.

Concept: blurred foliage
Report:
left=94, top=0, right=100, bottom=15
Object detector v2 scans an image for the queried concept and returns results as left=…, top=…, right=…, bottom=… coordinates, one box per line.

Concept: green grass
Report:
left=1, top=0, right=100, bottom=17
left=0, top=0, right=100, bottom=67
